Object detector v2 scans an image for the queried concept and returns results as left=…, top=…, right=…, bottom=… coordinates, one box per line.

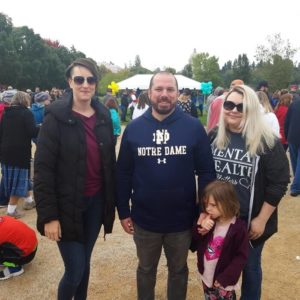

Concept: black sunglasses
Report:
left=73, top=76, right=97, bottom=85
left=223, top=100, right=243, bottom=113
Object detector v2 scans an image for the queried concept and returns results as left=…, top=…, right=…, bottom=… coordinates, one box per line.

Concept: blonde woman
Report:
left=209, top=85, right=289, bottom=300
left=256, top=91, right=280, bottom=137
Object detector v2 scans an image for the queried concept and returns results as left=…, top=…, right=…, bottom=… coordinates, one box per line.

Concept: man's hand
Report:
left=121, top=217, right=134, bottom=234
left=44, top=220, right=61, bottom=241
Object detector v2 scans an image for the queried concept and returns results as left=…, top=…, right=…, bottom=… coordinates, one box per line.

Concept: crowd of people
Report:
left=0, top=60, right=299, bottom=300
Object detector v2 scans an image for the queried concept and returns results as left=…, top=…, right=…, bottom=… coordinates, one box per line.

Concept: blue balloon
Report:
left=201, top=81, right=213, bottom=95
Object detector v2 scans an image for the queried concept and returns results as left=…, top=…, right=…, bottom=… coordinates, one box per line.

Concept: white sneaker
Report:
left=7, top=209, right=24, bottom=219
left=23, top=201, right=36, bottom=210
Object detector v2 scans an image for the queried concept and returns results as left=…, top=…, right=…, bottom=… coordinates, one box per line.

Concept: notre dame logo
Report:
left=153, top=129, right=170, bottom=145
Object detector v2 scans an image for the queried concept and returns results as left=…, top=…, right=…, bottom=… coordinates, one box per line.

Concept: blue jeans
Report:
left=57, top=191, right=104, bottom=300
left=289, top=144, right=300, bottom=193
left=133, top=224, right=192, bottom=300
left=241, top=243, right=264, bottom=300
left=120, top=105, right=128, bottom=121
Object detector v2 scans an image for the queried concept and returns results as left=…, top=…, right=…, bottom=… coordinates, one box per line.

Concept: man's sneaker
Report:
left=7, top=209, right=24, bottom=219
left=23, top=200, right=36, bottom=210
left=0, top=266, right=24, bottom=280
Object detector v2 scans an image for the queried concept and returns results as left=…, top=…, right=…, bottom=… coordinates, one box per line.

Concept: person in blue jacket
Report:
left=31, top=92, right=50, bottom=127
left=104, top=96, right=121, bottom=146
left=116, top=71, right=216, bottom=300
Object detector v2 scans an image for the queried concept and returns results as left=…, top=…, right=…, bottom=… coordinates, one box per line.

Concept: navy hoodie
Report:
left=117, top=107, right=216, bottom=233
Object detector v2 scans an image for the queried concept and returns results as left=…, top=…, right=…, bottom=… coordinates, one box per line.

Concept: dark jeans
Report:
left=133, top=224, right=192, bottom=300
left=120, top=105, right=128, bottom=121
left=289, top=143, right=300, bottom=193
left=57, top=191, right=104, bottom=300
left=241, top=243, right=264, bottom=300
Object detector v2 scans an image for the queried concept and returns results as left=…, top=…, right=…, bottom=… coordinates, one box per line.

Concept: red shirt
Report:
left=0, top=216, right=38, bottom=256
left=275, top=105, right=288, bottom=145
left=73, top=111, right=102, bottom=196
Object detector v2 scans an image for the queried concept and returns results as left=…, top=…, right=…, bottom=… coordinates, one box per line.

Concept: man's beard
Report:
left=150, top=99, right=176, bottom=115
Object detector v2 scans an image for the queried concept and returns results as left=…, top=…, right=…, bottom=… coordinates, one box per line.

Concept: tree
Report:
left=44, top=39, right=61, bottom=48
left=164, top=67, right=176, bottom=74
left=134, top=55, right=141, bottom=67
left=259, top=55, right=294, bottom=90
left=192, top=52, right=222, bottom=87
left=98, top=69, right=130, bottom=95
left=0, top=13, right=18, bottom=86
left=255, top=33, right=298, bottom=63
left=180, top=64, right=193, bottom=78
left=232, top=54, right=251, bottom=84
left=291, top=64, right=300, bottom=85
left=220, top=60, right=234, bottom=88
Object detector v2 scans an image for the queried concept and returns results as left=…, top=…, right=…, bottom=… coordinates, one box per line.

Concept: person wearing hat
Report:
left=34, top=58, right=116, bottom=300
left=31, top=92, right=50, bottom=126
left=0, top=91, right=39, bottom=218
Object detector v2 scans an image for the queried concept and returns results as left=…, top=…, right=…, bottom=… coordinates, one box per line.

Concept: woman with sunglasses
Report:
left=208, top=85, right=289, bottom=300
left=34, top=58, right=116, bottom=300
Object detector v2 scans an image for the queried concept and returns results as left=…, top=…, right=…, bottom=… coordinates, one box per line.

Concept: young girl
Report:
left=194, top=180, right=249, bottom=300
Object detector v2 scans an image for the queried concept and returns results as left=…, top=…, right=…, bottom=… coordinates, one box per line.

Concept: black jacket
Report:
left=209, top=128, right=289, bottom=247
left=0, top=105, right=38, bottom=169
left=34, top=92, right=116, bottom=242
left=284, top=99, right=300, bottom=147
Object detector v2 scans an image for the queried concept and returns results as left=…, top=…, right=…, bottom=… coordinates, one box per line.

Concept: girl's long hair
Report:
left=214, top=85, right=276, bottom=156
left=137, top=92, right=149, bottom=109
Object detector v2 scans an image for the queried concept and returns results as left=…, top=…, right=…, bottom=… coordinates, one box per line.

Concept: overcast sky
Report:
left=2, top=0, right=300, bottom=72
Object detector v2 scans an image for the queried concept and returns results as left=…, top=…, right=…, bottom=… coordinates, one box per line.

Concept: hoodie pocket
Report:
left=132, top=187, right=188, bottom=221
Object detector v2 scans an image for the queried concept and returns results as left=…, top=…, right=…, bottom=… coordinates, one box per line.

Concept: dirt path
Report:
left=1, top=190, right=299, bottom=300
left=1, top=134, right=299, bottom=299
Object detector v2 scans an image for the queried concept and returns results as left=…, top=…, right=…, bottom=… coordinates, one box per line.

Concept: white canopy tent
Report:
left=117, top=74, right=202, bottom=90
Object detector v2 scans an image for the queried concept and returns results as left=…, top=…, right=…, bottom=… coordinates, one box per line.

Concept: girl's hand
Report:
left=214, top=280, right=221, bottom=288
left=196, top=213, right=209, bottom=234
left=201, top=214, right=215, bottom=231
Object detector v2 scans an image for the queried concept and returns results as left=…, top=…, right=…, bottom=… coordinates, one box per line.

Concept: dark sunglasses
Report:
left=73, top=76, right=97, bottom=85
left=223, top=100, right=243, bottom=113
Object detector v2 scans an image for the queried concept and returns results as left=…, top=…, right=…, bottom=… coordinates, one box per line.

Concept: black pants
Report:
left=0, top=245, right=37, bottom=266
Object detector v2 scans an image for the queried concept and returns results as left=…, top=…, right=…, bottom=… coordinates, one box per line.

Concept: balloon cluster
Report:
left=201, top=81, right=213, bottom=95
left=108, top=81, right=119, bottom=96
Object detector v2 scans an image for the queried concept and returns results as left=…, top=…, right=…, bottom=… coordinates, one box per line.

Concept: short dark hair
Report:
left=65, top=58, right=99, bottom=82
left=149, top=71, right=178, bottom=90
left=257, top=80, right=268, bottom=90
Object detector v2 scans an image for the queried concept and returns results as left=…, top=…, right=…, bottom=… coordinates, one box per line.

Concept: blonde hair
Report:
left=11, top=91, right=30, bottom=108
left=256, top=91, right=273, bottom=113
left=215, top=85, right=276, bottom=156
